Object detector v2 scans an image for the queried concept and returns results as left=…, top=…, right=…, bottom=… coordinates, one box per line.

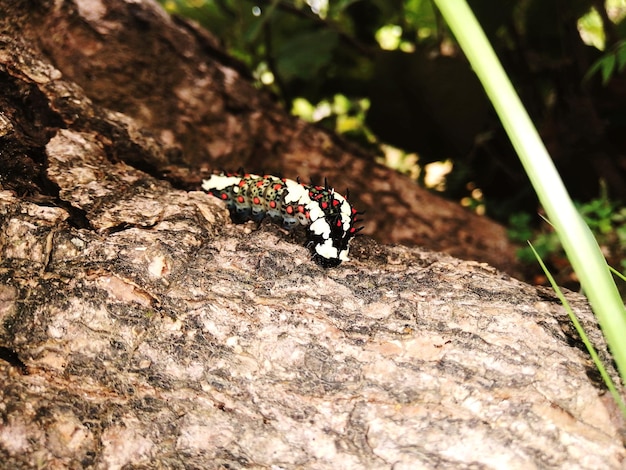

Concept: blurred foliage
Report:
left=509, top=183, right=626, bottom=294
left=585, top=40, right=626, bottom=84
left=160, top=0, right=626, bottom=273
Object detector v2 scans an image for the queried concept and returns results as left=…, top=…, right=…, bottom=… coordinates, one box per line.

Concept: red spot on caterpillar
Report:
left=220, top=193, right=228, bottom=200
left=333, top=200, right=340, bottom=206
left=274, top=184, right=282, bottom=190
left=297, top=205, right=305, bottom=213
left=321, top=202, right=328, bottom=209
left=286, top=206, right=294, bottom=214
left=237, top=196, right=245, bottom=203
left=238, top=180, right=246, bottom=187
left=336, top=219, right=342, bottom=227
left=269, top=201, right=277, bottom=208
left=253, top=197, right=261, bottom=204
left=256, top=181, right=264, bottom=187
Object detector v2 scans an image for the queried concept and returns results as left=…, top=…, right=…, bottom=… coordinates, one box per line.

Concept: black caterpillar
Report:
left=202, top=172, right=363, bottom=267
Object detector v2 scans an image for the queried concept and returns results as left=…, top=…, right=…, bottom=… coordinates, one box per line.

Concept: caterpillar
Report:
left=202, top=172, right=363, bottom=267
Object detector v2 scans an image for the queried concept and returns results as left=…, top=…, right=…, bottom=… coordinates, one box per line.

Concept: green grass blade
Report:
left=609, top=265, right=626, bottom=283
left=528, top=243, right=626, bottom=418
left=433, top=0, right=626, bottom=383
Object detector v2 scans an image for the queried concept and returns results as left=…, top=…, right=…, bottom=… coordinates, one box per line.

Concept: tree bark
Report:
left=0, top=1, right=624, bottom=468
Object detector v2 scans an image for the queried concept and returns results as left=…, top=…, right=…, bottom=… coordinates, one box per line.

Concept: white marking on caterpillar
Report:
left=315, top=238, right=338, bottom=258
left=202, top=175, right=241, bottom=191
left=309, top=217, right=331, bottom=237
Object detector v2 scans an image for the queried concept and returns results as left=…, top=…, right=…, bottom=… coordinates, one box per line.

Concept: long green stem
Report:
left=433, top=0, right=626, bottom=381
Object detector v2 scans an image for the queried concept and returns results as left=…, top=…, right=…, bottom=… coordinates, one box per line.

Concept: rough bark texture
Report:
left=1, top=1, right=625, bottom=469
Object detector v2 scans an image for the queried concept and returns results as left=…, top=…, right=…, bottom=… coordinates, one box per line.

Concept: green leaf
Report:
left=601, top=53, right=617, bottom=84
left=275, top=29, right=339, bottom=81
left=616, top=41, right=626, bottom=71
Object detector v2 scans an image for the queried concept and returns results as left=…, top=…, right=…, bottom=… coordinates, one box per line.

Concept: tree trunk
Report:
left=0, top=1, right=624, bottom=468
